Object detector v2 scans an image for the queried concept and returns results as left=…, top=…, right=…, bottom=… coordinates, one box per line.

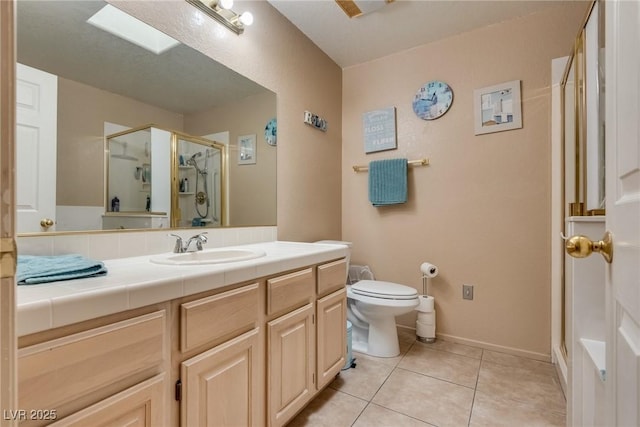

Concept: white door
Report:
left=605, top=1, right=640, bottom=425
left=16, top=63, right=57, bottom=233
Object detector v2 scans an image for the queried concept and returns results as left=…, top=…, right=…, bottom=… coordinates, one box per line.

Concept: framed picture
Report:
left=474, top=80, right=522, bottom=135
left=238, top=134, right=256, bottom=165
left=363, top=107, right=397, bottom=154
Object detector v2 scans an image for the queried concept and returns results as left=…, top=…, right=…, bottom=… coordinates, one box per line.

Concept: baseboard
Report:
left=553, top=345, right=568, bottom=399
left=396, top=325, right=553, bottom=362
left=434, top=332, right=552, bottom=362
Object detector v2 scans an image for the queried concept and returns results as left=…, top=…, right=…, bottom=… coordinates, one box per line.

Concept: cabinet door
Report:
left=181, top=328, right=262, bottom=427
left=316, top=288, right=346, bottom=389
left=267, top=303, right=315, bottom=427
left=49, top=374, right=166, bottom=427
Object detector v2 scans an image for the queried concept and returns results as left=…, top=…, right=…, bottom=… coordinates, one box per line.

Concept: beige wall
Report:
left=342, top=2, right=589, bottom=358
left=112, top=0, right=343, bottom=241
left=185, top=91, right=277, bottom=226
left=57, top=77, right=184, bottom=206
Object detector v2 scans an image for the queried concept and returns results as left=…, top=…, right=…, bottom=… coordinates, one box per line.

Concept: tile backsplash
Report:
left=17, top=226, right=278, bottom=260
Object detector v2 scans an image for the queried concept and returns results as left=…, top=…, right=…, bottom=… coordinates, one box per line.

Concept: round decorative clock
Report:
left=264, top=118, right=277, bottom=146
left=412, top=80, right=453, bottom=120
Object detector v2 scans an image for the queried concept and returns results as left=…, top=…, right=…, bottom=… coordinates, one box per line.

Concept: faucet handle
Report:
left=169, top=233, right=184, bottom=253
left=189, top=232, right=208, bottom=251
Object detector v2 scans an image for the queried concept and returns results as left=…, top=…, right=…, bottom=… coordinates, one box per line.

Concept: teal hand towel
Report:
left=17, top=254, right=107, bottom=285
left=368, top=158, right=408, bottom=206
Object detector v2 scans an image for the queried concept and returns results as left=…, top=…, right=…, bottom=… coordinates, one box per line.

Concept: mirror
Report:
left=107, top=128, right=155, bottom=214
left=16, top=0, right=276, bottom=233
left=174, top=135, right=225, bottom=228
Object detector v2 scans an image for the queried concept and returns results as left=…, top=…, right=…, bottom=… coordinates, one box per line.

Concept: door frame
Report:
left=0, top=0, right=18, bottom=424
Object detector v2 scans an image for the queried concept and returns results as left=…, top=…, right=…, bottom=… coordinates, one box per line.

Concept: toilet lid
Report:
left=351, top=280, right=418, bottom=300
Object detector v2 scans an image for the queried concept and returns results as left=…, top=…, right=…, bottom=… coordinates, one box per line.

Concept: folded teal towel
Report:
left=17, top=254, right=107, bottom=285
left=368, top=158, right=408, bottom=206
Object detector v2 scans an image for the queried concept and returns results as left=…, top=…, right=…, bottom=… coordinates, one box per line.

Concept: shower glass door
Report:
left=173, top=134, right=225, bottom=228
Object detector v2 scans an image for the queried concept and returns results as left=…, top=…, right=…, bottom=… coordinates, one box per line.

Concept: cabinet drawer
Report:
left=49, top=374, right=166, bottom=427
left=267, top=268, right=314, bottom=317
left=18, top=311, right=165, bottom=415
left=181, top=283, right=259, bottom=352
left=317, top=259, right=347, bottom=296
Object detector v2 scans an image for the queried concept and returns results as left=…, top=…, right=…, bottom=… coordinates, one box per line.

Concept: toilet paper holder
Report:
left=420, top=262, right=438, bottom=295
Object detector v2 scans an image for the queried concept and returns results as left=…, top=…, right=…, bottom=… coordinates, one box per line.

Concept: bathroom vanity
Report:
left=15, top=242, right=347, bottom=427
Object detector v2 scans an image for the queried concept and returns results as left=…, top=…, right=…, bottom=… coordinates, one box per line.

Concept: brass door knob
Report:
left=40, top=218, right=54, bottom=229
left=565, top=231, right=613, bottom=264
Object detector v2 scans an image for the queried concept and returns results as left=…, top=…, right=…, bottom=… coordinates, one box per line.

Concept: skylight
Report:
left=87, top=5, right=180, bottom=55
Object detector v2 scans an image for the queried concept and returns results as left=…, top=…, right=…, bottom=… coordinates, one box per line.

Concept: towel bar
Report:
left=352, top=158, right=429, bottom=172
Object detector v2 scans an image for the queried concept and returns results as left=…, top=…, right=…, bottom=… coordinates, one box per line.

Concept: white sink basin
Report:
left=150, top=248, right=266, bottom=265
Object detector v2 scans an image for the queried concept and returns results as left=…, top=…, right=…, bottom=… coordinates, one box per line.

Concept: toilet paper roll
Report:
left=416, top=310, right=436, bottom=339
left=420, top=262, right=439, bottom=278
left=415, top=295, right=435, bottom=313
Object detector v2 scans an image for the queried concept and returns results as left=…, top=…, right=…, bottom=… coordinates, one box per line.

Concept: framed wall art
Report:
left=474, top=80, right=522, bottom=135
left=363, top=106, right=397, bottom=154
left=238, top=134, right=256, bottom=165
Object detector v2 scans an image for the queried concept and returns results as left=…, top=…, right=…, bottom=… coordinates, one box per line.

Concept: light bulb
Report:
left=219, top=0, right=233, bottom=10
left=239, top=11, right=253, bottom=26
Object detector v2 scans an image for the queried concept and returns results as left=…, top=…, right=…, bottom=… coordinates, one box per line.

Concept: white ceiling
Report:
left=267, top=0, right=565, bottom=68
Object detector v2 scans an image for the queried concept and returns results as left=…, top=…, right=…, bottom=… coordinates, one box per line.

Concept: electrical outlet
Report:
left=463, top=284, right=474, bottom=300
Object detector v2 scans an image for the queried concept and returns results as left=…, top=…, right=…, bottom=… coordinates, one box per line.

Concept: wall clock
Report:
left=412, top=80, right=453, bottom=120
left=264, top=118, right=277, bottom=146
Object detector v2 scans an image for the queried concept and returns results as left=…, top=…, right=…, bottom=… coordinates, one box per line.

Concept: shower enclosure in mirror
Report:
left=174, top=135, right=225, bottom=228
left=104, top=126, right=226, bottom=230
left=104, top=126, right=171, bottom=230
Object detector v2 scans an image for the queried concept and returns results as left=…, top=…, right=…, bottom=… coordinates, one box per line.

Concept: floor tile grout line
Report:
left=468, top=348, right=484, bottom=427
left=367, top=342, right=414, bottom=401
left=415, top=342, right=484, bottom=361
left=394, top=366, right=476, bottom=391
left=364, top=402, right=440, bottom=427
left=472, top=389, right=568, bottom=418
left=349, top=401, right=371, bottom=427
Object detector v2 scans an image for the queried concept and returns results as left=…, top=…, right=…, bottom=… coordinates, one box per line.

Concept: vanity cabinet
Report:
left=48, top=374, right=166, bottom=427
left=177, top=282, right=263, bottom=427
left=268, top=303, right=316, bottom=427
left=180, top=328, right=262, bottom=427
left=17, top=309, right=169, bottom=426
left=316, top=288, right=347, bottom=389
left=266, top=261, right=347, bottom=427
left=16, top=256, right=347, bottom=427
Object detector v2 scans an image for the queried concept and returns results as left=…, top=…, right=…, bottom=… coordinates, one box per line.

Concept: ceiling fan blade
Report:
left=335, top=0, right=396, bottom=19
left=335, top=0, right=362, bottom=18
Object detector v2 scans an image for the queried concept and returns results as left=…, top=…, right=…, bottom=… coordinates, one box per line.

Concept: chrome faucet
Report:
left=170, top=232, right=208, bottom=253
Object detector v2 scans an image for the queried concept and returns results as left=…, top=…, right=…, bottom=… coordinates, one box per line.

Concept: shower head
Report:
left=185, top=152, right=202, bottom=167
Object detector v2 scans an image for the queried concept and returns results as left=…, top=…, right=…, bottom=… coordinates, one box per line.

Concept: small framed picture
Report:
left=474, top=80, right=522, bottom=135
left=363, top=107, right=397, bottom=154
left=238, top=134, right=256, bottom=165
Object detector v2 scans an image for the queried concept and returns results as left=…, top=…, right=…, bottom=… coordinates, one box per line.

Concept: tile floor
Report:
left=289, top=328, right=566, bottom=427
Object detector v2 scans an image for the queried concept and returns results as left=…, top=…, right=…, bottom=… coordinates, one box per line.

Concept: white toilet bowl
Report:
left=347, top=280, right=419, bottom=357
left=314, top=240, right=419, bottom=358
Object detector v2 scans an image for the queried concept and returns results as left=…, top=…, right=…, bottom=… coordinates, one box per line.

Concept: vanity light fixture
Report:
left=186, top=0, right=254, bottom=35
left=87, top=5, right=180, bottom=55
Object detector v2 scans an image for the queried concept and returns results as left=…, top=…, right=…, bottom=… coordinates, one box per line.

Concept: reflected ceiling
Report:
left=17, top=0, right=267, bottom=114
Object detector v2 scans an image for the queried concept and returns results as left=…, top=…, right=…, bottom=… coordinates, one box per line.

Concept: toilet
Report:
left=315, top=240, right=419, bottom=358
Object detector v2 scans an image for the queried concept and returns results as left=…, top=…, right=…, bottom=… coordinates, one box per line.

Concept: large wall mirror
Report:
left=16, top=0, right=276, bottom=234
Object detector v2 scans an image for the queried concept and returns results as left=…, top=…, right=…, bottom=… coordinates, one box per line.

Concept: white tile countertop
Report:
left=17, top=241, right=348, bottom=337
